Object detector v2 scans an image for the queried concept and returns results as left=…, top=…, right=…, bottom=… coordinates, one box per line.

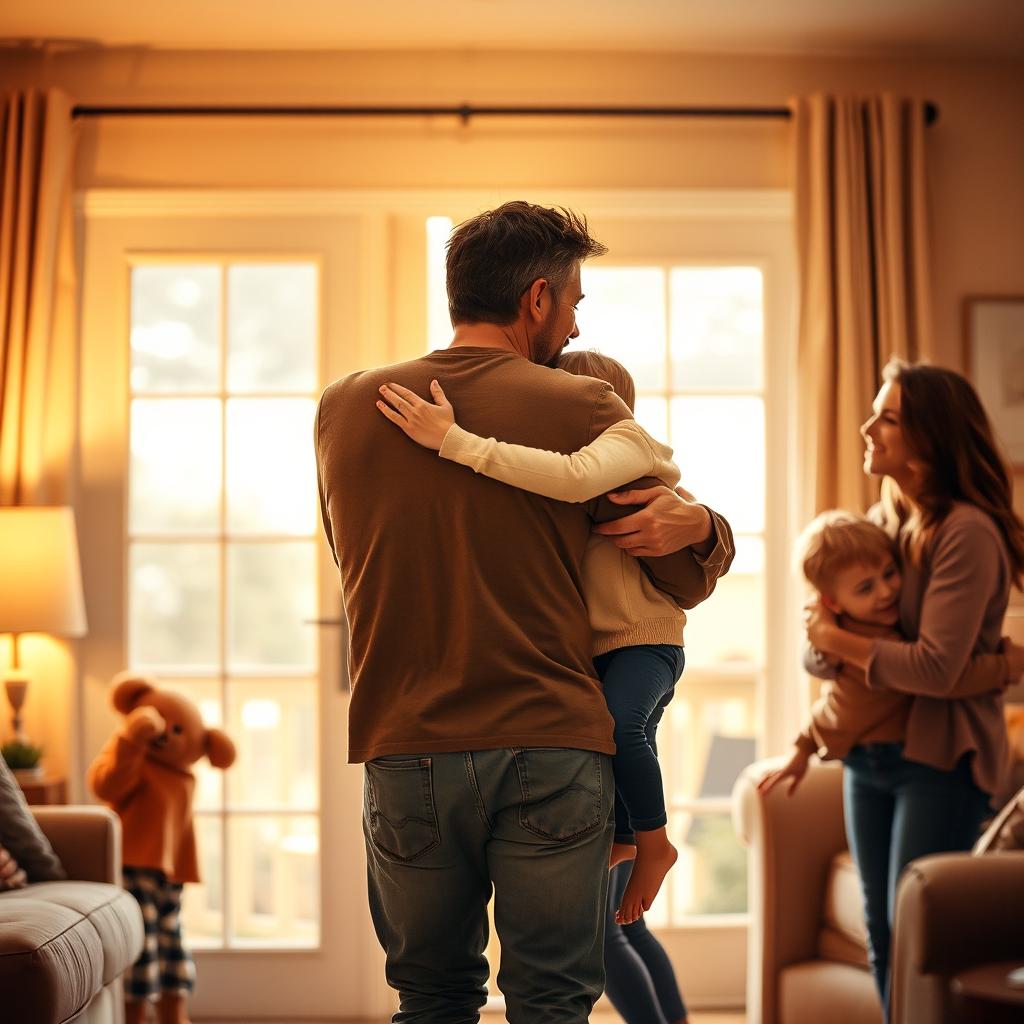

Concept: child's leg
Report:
left=596, top=644, right=684, bottom=923
left=603, top=861, right=687, bottom=1023
left=156, top=879, right=195, bottom=1023
left=123, top=867, right=162, bottom=1014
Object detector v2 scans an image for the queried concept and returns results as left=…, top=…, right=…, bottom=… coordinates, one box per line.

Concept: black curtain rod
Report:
left=71, top=102, right=940, bottom=124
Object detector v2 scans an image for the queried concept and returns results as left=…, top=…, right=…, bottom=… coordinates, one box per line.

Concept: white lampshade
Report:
left=0, top=507, right=87, bottom=637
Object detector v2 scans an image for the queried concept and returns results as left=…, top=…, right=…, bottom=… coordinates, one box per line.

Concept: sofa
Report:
left=0, top=806, right=145, bottom=1024
left=733, top=757, right=1024, bottom=1024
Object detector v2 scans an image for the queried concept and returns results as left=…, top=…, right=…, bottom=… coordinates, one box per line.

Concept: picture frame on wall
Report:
left=964, top=296, right=1024, bottom=468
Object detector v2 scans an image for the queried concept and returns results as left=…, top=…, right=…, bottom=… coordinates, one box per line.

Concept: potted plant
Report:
left=1, top=739, right=45, bottom=780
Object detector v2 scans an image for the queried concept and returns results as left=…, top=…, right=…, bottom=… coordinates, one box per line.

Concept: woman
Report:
left=805, top=359, right=1024, bottom=1014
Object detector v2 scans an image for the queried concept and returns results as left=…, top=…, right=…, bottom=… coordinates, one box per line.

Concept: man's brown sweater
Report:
left=315, top=347, right=734, bottom=763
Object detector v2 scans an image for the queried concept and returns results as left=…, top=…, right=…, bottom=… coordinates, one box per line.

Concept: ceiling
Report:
left=2, top=0, right=1023, bottom=58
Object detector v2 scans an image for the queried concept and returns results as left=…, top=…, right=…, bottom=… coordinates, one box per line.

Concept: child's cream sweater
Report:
left=440, top=418, right=725, bottom=656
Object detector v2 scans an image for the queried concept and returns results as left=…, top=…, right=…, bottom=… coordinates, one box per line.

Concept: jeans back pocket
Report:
left=513, top=748, right=606, bottom=843
left=365, top=757, right=440, bottom=863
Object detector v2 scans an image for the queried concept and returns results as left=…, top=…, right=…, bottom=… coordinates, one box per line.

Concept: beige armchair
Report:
left=733, top=758, right=881, bottom=1024
left=734, top=757, right=1024, bottom=1024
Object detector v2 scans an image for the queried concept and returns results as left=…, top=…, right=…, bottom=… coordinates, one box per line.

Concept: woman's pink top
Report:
left=866, top=502, right=1010, bottom=796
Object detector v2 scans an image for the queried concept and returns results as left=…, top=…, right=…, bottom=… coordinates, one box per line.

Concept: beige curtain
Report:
left=0, top=89, right=78, bottom=507
left=794, top=94, right=933, bottom=517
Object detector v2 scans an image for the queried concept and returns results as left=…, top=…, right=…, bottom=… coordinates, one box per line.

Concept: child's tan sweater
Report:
left=439, top=419, right=726, bottom=655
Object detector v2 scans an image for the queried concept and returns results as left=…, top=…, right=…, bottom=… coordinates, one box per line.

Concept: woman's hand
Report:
left=376, top=379, right=455, bottom=450
left=804, top=598, right=838, bottom=652
left=1004, top=638, right=1024, bottom=685
left=757, top=747, right=813, bottom=797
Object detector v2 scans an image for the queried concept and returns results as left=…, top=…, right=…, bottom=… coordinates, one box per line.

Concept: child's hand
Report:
left=757, top=747, right=812, bottom=797
left=804, top=598, right=838, bottom=650
left=376, top=380, right=455, bottom=451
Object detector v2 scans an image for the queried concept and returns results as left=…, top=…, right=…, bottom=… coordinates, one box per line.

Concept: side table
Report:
left=952, top=961, right=1024, bottom=1023
left=15, top=773, right=67, bottom=806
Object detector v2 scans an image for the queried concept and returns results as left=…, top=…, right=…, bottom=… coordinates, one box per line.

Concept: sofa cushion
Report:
left=27, top=880, right=144, bottom=985
left=779, top=959, right=880, bottom=1024
left=0, top=881, right=143, bottom=1024
left=818, top=850, right=869, bottom=968
left=0, top=894, right=103, bottom=1023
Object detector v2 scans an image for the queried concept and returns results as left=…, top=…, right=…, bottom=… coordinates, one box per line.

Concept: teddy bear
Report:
left=88, top=673, right=236, bottom=1024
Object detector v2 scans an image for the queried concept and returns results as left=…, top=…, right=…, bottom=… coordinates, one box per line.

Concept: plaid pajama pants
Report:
left=123, top=866, right=196, bottom=1002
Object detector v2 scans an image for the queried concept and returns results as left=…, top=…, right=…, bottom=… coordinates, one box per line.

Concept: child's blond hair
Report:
left=795, top=510, right=895, bottom=595
left=558, top=350, right=636, bottom=413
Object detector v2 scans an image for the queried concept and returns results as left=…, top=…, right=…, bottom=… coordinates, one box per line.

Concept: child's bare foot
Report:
left=615, top=829, right=678, bottom=925
left=609, top=841, right=637, bottom=870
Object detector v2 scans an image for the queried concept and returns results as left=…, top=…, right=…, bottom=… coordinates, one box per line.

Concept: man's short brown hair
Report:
left=795, top=510, right=895, bottom=595
left=446, top=202, right=607, bottom=326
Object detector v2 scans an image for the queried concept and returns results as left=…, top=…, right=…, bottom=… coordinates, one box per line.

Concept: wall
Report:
left=1, top=43, right=1022, bottom=774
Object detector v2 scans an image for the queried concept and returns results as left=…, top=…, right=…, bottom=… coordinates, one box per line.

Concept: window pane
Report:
left=661, top=681, right=760, bottom=801
left=227, top=678, right=318, bottom=810
left=130, top=543, right=219, bottom=670
left=427, top=217, right=454, bottom=351
left=130, top=266, right=220, bottom=392
left=679, top=536, right=765, bottom=667
left=227, top=264, right=317, bottom=393
left=634, top=396, right=668, bottom=442
left=576, top=267, right=666, bottom=389
left=670, top=267, right=763, bottom=390
left=130, top=400, right=221, bottom=533
left=182, top=815, right=224, bottom=946
left=669, top=396, right=764, bottom=533
left=158, top=679, right=224, bottom=811
left=228, top=816, right=319, bottom=947
left=226, top=399, right=317, bottom=535
left=228, top=543, right=317, bottom=672
left=668, top=811, right=748, bottom=916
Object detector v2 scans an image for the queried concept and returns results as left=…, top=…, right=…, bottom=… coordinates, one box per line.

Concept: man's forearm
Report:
left=639, top=507, right=735, bottom=609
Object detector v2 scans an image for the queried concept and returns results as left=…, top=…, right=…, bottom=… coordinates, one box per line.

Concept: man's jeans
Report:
left=363, top=747, right=615, bottom=1023
left=842, top=742, right=991, bottom=1014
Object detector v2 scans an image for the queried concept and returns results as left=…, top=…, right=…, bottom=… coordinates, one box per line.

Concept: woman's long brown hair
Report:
left=880, top=359, right=1024, bottom=587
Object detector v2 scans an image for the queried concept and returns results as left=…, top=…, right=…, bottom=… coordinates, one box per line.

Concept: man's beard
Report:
left=537, top=310, right=565, bottom=368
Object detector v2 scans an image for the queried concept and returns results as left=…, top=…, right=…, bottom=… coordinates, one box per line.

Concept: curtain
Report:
left=793, top=94, right=933, bottom=517
left=0, top=89, right=78, bottom=507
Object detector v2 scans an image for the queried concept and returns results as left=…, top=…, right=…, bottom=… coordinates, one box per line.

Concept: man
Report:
left=315, top=202, right=733, bottom=1022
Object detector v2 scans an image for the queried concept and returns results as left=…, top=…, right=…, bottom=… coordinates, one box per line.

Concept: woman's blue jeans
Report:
left=842, top=743, right=991, bottom=1015
left=593, top=644, right=685, bottom=844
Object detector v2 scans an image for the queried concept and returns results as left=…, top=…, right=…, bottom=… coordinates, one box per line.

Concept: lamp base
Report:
left=4, top=671, right=31, bottom=745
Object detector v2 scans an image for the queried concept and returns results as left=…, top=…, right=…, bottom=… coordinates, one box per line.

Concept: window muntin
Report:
left=128, top=260, right=321, bottom=948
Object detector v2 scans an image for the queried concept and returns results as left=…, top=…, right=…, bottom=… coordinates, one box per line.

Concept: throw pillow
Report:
left=0, top=756, right=66, bottom=881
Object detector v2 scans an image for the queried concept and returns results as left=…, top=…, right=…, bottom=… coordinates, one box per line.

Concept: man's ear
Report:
left=524, top=277, right=550, bottom=323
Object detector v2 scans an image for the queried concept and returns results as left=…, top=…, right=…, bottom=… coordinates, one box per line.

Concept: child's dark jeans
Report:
left=594, top=643, right=685, bottom=844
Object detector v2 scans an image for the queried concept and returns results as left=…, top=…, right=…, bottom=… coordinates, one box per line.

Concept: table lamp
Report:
left=0, top=507, right=87, bottom=751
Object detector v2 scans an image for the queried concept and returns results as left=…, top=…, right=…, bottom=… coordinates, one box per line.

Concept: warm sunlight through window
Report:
left=427, top=216, right=454, bottom=350
left=574, top=263, right=764, bottom=924
left=128, top=261, right=321, bottom=949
